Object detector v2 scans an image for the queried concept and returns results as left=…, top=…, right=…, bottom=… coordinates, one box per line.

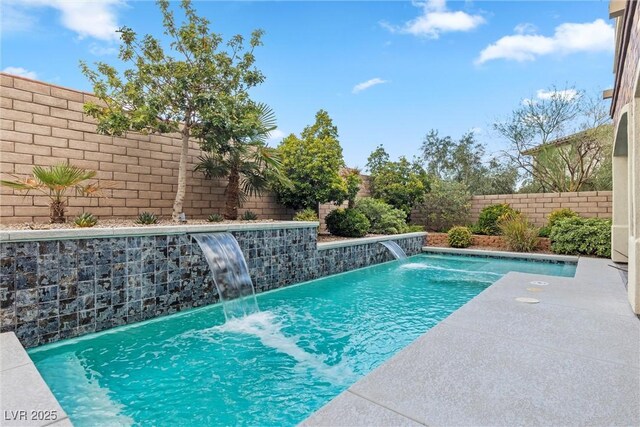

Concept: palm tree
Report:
left=1, top=164, right=102, bottom=223
left=195, top=103, right=288, bottom=220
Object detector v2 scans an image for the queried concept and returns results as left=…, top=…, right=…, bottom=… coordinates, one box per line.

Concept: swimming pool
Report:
left=28, top=254, right=575, bottom=426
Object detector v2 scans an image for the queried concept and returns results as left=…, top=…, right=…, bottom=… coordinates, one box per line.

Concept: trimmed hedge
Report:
left=325, top=208, right=370, bottom=238
left=549, top=217, right=612, bottom=257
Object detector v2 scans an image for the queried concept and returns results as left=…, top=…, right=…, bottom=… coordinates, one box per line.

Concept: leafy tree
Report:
left=81, top=0, right=265, bottom=221
left=494, top=86, right=612, bottom=192
left=274, top=110, right=347, bottom=211
left=342, top=168, right=362, bottom=209
left=366, top=145, right=430, bottom=217
left=416, top=179, right=471, bottom=232
left=1, top=164, right=102, bottom=223
left=195, top=103, right=286, bottom=220
left=421, top=130, right=518, bottom=195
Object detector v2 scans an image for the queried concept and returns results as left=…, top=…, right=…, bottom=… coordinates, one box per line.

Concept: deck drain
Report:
left=526, top=287, right=543, bottom=292
left=530, top=280, right=549, bottom=286
left=516, top=297, right=540, bottom=304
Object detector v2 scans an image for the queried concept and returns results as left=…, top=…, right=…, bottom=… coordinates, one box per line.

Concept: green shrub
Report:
left=550, top=217, right=612, bottom=257
left=405, top=224, right=425, bottom=232
left=538, top=225, right=551, bottom=238
left=241, top=210, right=258, bottom=221
left=540, top=208, right=579, bottom=237
left=448, top=226, right=473, bottom=248
left=416, top=179, right=471, bottom=232
left=74, top=212, right=98, bottom=228
left=498, top=212, right=539, bottom=252
left=477, top=203, right=518, bottom=235
left=293, top=208, right=319, bottom=222
left=548, top=208, right=579, bottom=228
left=354, top=197, right=408, bottom=234
left=136, top=212, right=158, bottom=225
left=207, top=213, right=224, bottom=222
left=325, top=208, right=370, bottom=238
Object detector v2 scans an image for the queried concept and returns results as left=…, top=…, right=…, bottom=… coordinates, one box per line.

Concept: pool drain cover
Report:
left=516, top=297, right=540, bottom=304
left=530, top=280, right=549, bottom=286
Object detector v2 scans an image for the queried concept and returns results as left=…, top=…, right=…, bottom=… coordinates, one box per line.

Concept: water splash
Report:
left=192, top=233, right=259, bottom=320
left=189, top=311, right=355, bottom=386
left=379, top=241, right=408, bottom=259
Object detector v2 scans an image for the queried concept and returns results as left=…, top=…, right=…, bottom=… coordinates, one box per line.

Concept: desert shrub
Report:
left=136, top=212, right=158, bottom=225
left=207, top=213, right=224, bottom=222
left=74, top=212, right=98, bottom=228
left=325, top=208, right=370, bottom=238
left=448, top=226, right=473, bottom=248
left=550, top=217, right=612, bottom=257
left=241, top=211, right=258, bottom=220
left=540, top=208, right=579, bottom=237
left=417, top=179, right=471, bottom=232
left=293, top=208, right=319, bottom=222
left=498, top=212, right=539, bottom=252
left=548, top=208, right=579, bottom=228
left=538, top=226, right=551, bottom=238
left=477, top=203, right=518, bottom=235
left=354, top=197, right=408, bottom=234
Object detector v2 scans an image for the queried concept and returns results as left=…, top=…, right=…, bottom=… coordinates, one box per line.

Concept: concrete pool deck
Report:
left=302, top=256, right=640, bottom=426
left=0, top=333, right=70, bottom=426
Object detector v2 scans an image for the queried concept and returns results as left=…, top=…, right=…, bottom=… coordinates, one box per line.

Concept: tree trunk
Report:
left=50, top=200, right=66, bottom=223
left=172, top=127, right=190, bottom=222
left=225, top=168, right=240, bottom=220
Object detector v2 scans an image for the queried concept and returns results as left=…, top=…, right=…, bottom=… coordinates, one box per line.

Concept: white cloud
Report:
left=89, top=43, right=119, bottom=56
left=476, top=19, right=614, bottom=64
left=536, top=89, right=578, bottom=101
left=382, top=0, right=485, bottom=39
left=352, top=78, right=388, bottom=94
left=6, top=0, right=124, bottom=41
left=514, top=23, right=537, bottom=35
left=2, top=67, right=38, bottom=79
left=267, top=129, right=286, bottom=144
left=522, top=88, right=579, bottom=105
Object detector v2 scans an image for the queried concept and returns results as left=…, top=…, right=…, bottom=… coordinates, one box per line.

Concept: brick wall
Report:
left=0, top=74, right=294, bottom=223
left=469, top=191, right=612, bottom=227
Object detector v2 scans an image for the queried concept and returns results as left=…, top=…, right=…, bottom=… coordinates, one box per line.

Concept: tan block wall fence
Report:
left=469, top=191, right=613, bottom=227
left=0, top=74, right=613, bottom=228
left=0, top=73, right=293, bottom=224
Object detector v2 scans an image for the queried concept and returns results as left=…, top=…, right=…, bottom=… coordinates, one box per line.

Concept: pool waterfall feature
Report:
left=379, top=240, right=408, bottom=259
left=192, top=233, right=259, bottom=320
left=0, top=223, right=426, bottom=348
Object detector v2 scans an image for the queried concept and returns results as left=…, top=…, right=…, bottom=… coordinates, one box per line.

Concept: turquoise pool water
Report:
left=29, top=254, right=575, bottom=426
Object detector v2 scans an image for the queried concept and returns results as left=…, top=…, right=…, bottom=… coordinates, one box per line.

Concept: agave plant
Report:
left=74, top=212, right=98, bottom=228
left=1, top=164, right=102, bottom=223
left=136, top=212, right=158, bottom=225
left=207, top=213, right=224, bottom=223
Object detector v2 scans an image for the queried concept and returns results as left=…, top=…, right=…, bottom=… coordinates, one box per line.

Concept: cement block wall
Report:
left=0, top=73, right=293, bottom=224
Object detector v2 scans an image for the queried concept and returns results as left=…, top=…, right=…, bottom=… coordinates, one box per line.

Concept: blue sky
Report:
left=1, top=1, right=614, bottom=168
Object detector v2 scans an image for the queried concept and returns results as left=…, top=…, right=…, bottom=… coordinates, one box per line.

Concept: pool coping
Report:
left=0, top=221, right=320, bottom=242
left=421, top=246, right=579, bottom=263
left=317, top=232, right=427, bottom=250
left=302, top=256, right=640, bottom=426
left=0, top=332, right=70, bottom=426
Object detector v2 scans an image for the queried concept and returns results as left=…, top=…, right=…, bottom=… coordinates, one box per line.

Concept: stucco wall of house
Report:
left=610, top=0, right=640, bottom=313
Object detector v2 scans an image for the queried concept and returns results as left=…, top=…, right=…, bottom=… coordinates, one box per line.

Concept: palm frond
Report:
left=195, top=154, right=230, bottom=179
